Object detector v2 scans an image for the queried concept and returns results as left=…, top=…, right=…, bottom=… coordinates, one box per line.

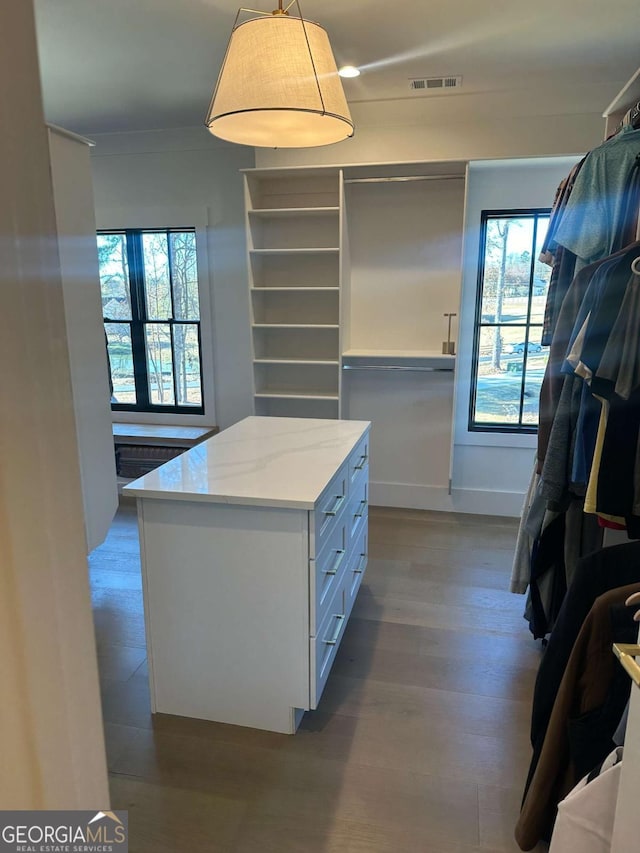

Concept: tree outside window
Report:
left=469, top=210, right=551, bottom=432
left=97, top=229, right=204, bottom=414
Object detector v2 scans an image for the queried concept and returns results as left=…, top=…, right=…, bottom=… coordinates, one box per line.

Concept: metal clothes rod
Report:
left=46, top=123, right=95, bottom=147
left=342, top=365, right=453, bottom=372
left=344, top=175, right=464, bottom=185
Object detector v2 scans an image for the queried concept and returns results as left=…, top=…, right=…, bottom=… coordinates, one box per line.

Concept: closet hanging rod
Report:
left=342, top=364, right=453, bottom=372
left=613, top=643, right=640, bottom=688
left=343, top=175, right=464, bottom=185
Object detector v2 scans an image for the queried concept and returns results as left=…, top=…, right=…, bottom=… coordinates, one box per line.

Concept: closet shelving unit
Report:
left=245, top=168, right=343, bottom=418
left=244, top=159, right=468, bottom=419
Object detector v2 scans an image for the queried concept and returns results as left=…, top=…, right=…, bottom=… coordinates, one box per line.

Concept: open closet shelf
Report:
left=253, top=323, right=339, bottom=329
left=342, top=350, right=456, bottom=370
left=251, top=287, right=339, bottom=292
left=254, top=390, right=340, bottom=400
left=248, top=207, right=339, bottom=217
left=343, top=348, right=455, bottom=358
left=254, top=359, right=339, bottom=366
left=250, top=248, right=340, bottom=255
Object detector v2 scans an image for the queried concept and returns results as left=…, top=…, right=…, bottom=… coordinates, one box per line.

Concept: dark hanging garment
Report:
left=596, top=389, right=640, bottom=521
left=537, top=258, right=614, bottom=472
left=516, top=583, right=640, bottom=850
left=528, top=541, right=640, bottom=767
left=541, top=247, right=577, bottom=347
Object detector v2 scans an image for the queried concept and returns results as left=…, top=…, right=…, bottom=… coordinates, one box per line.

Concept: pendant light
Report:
left=205, top=0, right=354, bottom=148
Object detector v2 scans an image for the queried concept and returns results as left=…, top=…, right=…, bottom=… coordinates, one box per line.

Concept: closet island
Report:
left=125, top=415, right=370, bottom=733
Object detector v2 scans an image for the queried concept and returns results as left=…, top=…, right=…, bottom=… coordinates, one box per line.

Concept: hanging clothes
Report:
left=516, top=584, right=639, bottom=850
left=552, top=128, right=640, bottom=268
left=541, top=245, right=640, bottom=505
left=548, top=748, right=623, bottom=853
left=526, top=541, right=640, bottom=799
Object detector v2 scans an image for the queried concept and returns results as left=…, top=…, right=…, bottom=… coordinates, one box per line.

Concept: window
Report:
left=97, top=229, right=204, bottom=414
left=469, top=209, right=551, bottom=433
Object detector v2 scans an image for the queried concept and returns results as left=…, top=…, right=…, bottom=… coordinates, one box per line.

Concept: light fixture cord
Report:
left=295, top=0, right=326, bottom=116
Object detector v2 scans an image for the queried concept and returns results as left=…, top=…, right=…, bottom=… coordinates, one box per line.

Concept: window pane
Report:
left=97, top=233, right=131, bottom=320
left=473, top=326, right=522, bottom=425
left=481, top=217, right=535, bottom=324
left=173, top=324, right=202, bottom=406
left=523, top=331, right=549, bottom=425
left=105, top=323, right=136, bottom=404
left=145, top=323, right=175, bottom=405
left=143, top=233, right=172, bottom=320
left=530, top=216, right=552, bottom=323
left=170, top=232, right=200, bottom=320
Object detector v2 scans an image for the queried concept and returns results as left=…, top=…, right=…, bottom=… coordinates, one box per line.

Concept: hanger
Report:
left=625, top=590, right=640, bottom=621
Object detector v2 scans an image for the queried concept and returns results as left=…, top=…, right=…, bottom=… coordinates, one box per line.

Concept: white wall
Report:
left=255, top=88, right=605, bottom=169
left=345, top=178, right=465, bottom=350
left=0, top=0, right=108, bottom=808
left=451, top=157, right=580, bottom=515
left=49, top=129, right=118, bottom=551
left=90, top=128, right=255, bottom=430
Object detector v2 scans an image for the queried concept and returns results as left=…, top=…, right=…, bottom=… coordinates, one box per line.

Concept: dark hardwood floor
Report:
left=90, top=501, right=547, bottom=852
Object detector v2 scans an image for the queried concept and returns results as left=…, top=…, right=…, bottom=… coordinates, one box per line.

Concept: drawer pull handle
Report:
left=354, top=454, right=368, bottom=471
left=323, top=549, right=346, bottom=576
left=353, top=554, right=367, bottom=574
left=323, top=614, right=345, bottom=645
left=324, top=495, right=345, bottom=517
left=354, top=500, right=368, bottom=519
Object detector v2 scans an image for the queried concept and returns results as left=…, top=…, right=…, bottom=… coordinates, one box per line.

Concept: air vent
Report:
left=409, top=75, right=462, bottom=92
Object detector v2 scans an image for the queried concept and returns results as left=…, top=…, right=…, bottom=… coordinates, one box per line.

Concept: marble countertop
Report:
left=123, top=416, right=370, bottom=509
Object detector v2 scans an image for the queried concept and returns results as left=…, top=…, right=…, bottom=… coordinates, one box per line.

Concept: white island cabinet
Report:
left=124, top=416, right=370, bottom=733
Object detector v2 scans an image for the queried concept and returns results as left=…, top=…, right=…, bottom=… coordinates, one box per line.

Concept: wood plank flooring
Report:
left=90, top=502, right=547, bottom=852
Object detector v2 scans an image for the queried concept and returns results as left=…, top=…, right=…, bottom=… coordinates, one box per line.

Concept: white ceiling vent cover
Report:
left=409, top=76, right=462, bottom=92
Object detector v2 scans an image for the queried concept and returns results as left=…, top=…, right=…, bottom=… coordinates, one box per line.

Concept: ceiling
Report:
left=34, top=0, right=640, bottom=136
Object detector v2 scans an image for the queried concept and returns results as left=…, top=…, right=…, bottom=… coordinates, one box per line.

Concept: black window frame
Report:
left=100, top=228, right=205, bottom=415
left=469, top=208, right=551, bottom=435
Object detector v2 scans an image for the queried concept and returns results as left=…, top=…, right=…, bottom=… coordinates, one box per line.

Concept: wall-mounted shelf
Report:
left=251, top=287, right=340, bottom=292
left=250, top=248, right=340, bottom=255
left=249, top=207, right=339, bottom=217
left=342, top=349, right=456, bottom=371
left=602, top=68, right=640, bottom=135
left=254, top=390, right=340, bottom=401
left=254, top=358, right=339, bottom=366
left=253, top=323, right=339, bottom=329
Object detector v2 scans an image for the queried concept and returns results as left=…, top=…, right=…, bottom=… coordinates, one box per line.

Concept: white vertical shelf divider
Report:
left=244, top=173, right=259, bottom=414
left=338, top=169, right=348, bottom=419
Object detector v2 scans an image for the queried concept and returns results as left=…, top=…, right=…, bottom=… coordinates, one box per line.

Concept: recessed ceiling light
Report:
left=338, top=66, right=360, bottom=78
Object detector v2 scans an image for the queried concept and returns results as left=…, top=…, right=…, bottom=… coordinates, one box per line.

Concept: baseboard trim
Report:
left=370, top=481, right=525, bottom=518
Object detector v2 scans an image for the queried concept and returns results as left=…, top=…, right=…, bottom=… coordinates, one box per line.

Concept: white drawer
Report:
left=346, top=525, right=368, bottom=617
left=347, top=474, right=368, bottom=543
left=310, top=577, right=347, bottom=708
left=309, top=520, right=347, bottom=635
left=348, top=433, right=369, bottom=487
left=310, top=463, right=348, bottom=558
